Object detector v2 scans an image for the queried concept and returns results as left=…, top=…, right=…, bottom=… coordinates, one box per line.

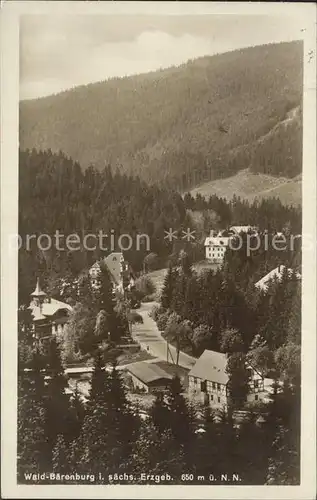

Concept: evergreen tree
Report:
left=17, top=349, right=49, bottom=480
left=161, top=265, right=177, bottom=310
left=166, top=377, right=196, bottom=462
left=265, top=379, right=300, bottom=484
left=194, top=405, right=219, bottom=479
left=94, top=262, right=123, bottom=344
left=52, top=434, right=70, bottom=475
left=226, top=353, right=250, bottom=409
left=131, top=423, right=185, bottom=482
left=66, top=387, right=86, bottom=443
left=171, top=271, right=188, bottom=317
left=150, top=392, right=170, bottom=434
left=44, top=337, right=71, bottom=454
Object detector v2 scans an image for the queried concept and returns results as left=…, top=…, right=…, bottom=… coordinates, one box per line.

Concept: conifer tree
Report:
left=94, top=262, right=123, bottom=343
left=226, top=352, right=250, bottom=409
left=66, top=387, right=86, bottom=443
left=150, top=392, right=170, bottom=434
left=52, top=434, right=70, bottom=475
left=194, top=404, right=219, bottom=478
left=44, top=337, right=70, bottom=456
left=17, top=349, right=49, bottom=480
left=131, top=423, right=185, bottom=482
left=161, top=265, right=176, bottom=310
left=265, top=379, right=300, bottom=484
left=171, top=271, right=188, bottom=316
left=166, top=377, right=196, bottom=461
left=79, top=352, right=113, bottom=476
left=108, top=363, right=139, bottom=468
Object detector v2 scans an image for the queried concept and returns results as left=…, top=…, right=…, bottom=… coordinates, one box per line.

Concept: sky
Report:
left=20, top=14, right=303, bottom=100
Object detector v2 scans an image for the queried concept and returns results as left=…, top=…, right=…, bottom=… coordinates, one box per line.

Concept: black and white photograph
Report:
left=1, top=2, right=316, bottom=499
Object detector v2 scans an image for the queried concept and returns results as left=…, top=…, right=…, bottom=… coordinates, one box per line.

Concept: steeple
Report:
left=30, top=278, right=47, bottom=307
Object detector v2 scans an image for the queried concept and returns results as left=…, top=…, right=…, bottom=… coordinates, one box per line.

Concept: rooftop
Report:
left=30, top=278, right=47, bottom=297
left=29, top=298, right=73, bottom=321
left=126, top=361, right=173, bottom=385
left=255, top=265, right=301, bottom=291
left=204, top=236, right=231, bottom=247
left=189, top=349, right=229, bottom=385
left=229, top=225, right=258, bottom=233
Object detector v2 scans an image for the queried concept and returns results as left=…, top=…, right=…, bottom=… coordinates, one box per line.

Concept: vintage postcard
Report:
left=1, top=1, right=316, bottom=499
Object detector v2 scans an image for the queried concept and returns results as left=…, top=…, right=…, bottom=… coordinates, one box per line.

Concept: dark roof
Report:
left=126, top=362, right=173, bottom=385
left=188, top=349, right=229, bottom=385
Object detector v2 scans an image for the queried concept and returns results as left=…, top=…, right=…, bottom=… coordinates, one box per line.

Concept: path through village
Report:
left=133, top=301, right=195, bottom=370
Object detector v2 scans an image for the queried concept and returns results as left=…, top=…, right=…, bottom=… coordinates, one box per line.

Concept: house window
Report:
left=255, top=395, right=259, bottom=401
left=201, top=380, right=207, bottom=392
left=217, top=383, right=221, bottom=391
left=218, top=397, right=221, bottom=403
left=254, top=380, right=259, bottom=388
left=212, top=382, right=216, bottom=390
left=193, top=377, right=197, bottom=385
left=210, top=394, right=214, bottom=401
left=113, top=256, right=117, bottom=261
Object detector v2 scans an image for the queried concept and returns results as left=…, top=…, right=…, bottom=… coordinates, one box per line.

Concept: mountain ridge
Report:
left=20, top=40, right=303, bottom=196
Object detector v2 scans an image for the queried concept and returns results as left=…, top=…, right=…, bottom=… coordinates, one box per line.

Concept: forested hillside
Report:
left=20, top=41, right=303, bottom=191
left=19, top=149, right=301, bottom=306
left=18, top=149, right=186, bottom=303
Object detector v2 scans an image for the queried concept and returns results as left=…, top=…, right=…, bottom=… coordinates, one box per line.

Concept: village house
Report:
left=28, top=278, right=73, bottom=339
left=255, top=265, right=301, bottom=292
left=89, top=252, right=135, bottom=293
left=204, top=225, right=259, bottom=262
left=188, top=349, right=273, bottom=409
left=125, top=361, right=173, bottom=393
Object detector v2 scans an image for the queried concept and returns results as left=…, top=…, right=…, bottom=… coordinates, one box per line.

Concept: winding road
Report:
left=132, top=301, right=196, bottom=370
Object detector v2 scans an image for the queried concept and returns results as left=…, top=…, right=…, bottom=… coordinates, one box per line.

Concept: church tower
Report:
left=30, top=278, right=47, bottom=309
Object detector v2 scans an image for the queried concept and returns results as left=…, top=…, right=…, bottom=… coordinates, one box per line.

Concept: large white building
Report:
left=204, top=235, right=231, bottom=263
left=188, top=349, right=273, bottom=409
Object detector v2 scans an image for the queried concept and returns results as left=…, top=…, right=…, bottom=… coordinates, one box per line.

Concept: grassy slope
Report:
left=190, top=169, right=302, bottom=206
left=20, top=41, right=303, bottom=188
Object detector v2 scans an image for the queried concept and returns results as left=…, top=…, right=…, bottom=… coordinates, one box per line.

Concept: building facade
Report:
left=204, top=235, right=231, bottom=263
left=125, top=361, right=173, bottom=394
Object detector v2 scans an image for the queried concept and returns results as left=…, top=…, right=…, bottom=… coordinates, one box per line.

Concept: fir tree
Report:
left=166, top=377, right=196, bottom=461
left=150, top=392, right=170, bottom=434
left=161, top=265, right=176, bottom=310
left=44, top=337, right=71, bottom=454
left=52, top=434, right=70, bottom=475
left=226, top=352, right=250, bottom=409
left=17, top=349, right=49, bottom=481
left=66, top=387, right=86, bottom=443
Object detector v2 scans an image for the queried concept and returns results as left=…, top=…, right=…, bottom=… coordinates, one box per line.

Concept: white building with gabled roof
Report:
left=188, top=349, right=273, bottom=409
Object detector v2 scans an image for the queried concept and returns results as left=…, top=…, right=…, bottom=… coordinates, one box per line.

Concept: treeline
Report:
left=19, top=148, right=186, bottom=304
left=18, top=326, right=300, bottom=485
left=20, top=42, right=303, bottom=189
left=183, top=192, right=302, bottom=232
